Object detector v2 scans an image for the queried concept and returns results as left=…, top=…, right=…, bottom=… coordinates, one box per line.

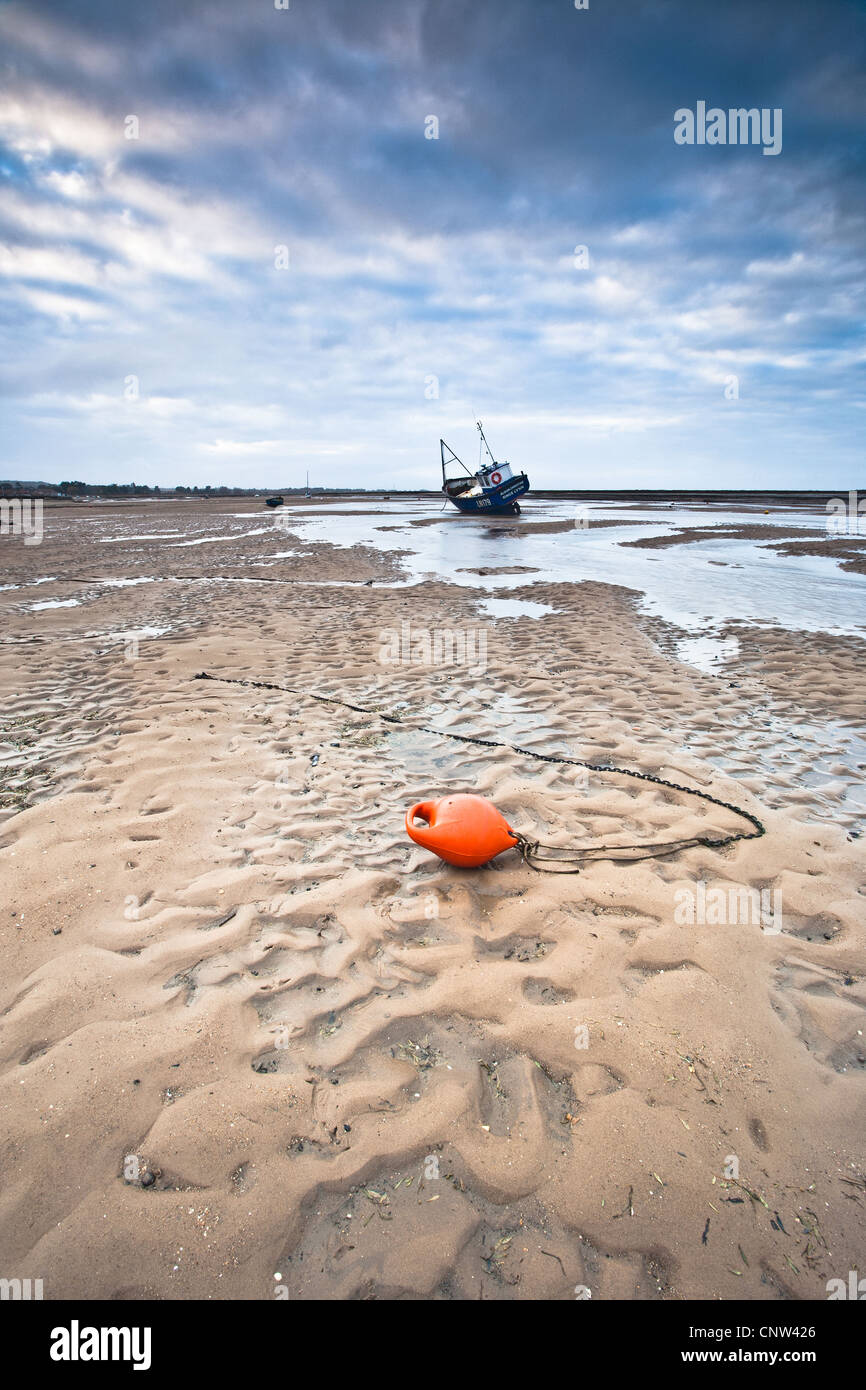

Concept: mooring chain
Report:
left=193, top=671, right=765, bottom=869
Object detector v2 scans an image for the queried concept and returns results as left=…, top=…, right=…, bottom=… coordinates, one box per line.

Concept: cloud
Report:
left=0, top=0, right=863, bottom=487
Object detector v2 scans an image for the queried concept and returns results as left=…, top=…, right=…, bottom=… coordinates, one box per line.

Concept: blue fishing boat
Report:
left=441, top=422, right=529, bottom=515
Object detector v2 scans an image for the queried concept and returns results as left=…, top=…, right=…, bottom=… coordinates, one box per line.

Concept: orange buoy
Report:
left=405, top=793, right=518, bottom=868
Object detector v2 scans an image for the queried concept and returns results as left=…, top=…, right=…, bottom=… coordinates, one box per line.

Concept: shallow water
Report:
left=477, top=597, right=557, bottom=620
left=675, top=634, right=741, bottom=675
left=685, top=712, right=866, bottom=829
left=262, top=498, right=866, bottom=642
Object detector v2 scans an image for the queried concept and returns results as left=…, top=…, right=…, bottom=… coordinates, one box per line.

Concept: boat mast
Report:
left=476, top=420, right=497, bottom=467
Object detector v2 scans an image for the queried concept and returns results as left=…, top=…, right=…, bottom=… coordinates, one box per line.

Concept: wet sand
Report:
left=0, top=498, right=864, bottom=1300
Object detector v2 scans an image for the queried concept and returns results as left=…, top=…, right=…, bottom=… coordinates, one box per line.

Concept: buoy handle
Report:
left=405, top=803, right=438, bottom=850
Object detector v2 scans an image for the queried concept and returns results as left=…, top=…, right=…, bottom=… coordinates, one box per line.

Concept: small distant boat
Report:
left=265, top=495, right=284, bottom=508
left=441, top=422, right=529, bottom=515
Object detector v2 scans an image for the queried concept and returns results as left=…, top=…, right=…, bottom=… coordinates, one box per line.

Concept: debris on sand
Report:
left=394, top=1037, right=442, bottom=1071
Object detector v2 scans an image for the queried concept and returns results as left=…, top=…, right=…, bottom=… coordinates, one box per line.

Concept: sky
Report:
left=0, top=0, right=864, bottom=489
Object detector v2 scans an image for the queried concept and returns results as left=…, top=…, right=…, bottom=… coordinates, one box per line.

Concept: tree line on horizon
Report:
left=0, top=481, right=341, bottom=498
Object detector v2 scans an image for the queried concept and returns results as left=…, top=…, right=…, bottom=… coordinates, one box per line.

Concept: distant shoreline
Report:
left=1, top=486, right=859, bottom=509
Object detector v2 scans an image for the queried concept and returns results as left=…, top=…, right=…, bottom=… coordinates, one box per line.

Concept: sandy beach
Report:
left=0, top=496, right=863, bottom=1300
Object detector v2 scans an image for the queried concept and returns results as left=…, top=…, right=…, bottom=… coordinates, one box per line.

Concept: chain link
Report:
left=194, top=671, right=765, bottom=870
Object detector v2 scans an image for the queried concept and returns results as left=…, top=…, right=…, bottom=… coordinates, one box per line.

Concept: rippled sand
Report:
left=0, top=498, right=864, bottom=1300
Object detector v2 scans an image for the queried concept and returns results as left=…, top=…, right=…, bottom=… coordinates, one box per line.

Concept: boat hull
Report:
left=445, top=473, right=529, bottom=515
